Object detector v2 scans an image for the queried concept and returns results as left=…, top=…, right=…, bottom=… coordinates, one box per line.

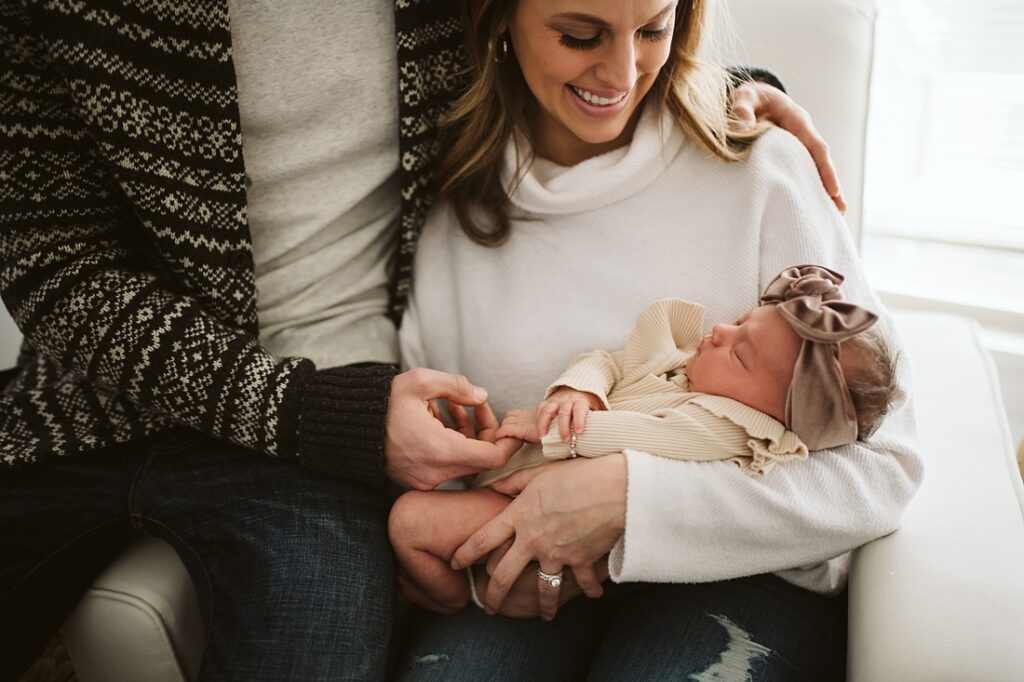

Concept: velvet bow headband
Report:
left=760, top=265, right=878, bottom=449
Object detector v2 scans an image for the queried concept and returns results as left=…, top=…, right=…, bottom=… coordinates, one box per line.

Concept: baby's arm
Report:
left=388, top=487, right=512, bottom=613
left=540, top=406, right=755, bottom=461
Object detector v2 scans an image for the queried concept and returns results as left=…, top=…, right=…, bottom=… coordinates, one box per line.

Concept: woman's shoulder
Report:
left=668, top=125, right=821, bottom=196
left=742, top=126, right=822, bottom=187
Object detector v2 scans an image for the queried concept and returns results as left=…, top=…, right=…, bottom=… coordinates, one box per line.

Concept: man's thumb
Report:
left=419, top=369, right=488, bottom=404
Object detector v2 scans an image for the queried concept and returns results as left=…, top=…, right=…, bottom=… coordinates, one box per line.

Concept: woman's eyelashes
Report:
left=558, top=32, right=601, bottom=50
left=557, top=26, right=672, bottom=51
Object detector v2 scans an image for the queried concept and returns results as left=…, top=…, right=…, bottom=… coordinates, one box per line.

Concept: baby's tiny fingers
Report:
left=558, top=406, right=572, bottom=442
left=537, top=401, right=558, bottom=434
left=572, top=400, right=589, bottom=434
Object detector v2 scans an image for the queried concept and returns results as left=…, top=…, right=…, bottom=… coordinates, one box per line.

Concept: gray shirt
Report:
left=229, top=0, right=401, bottom=367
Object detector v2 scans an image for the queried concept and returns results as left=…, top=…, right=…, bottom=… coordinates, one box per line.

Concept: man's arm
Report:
left=0, top=6, right=395, bottom=486
left=727, top=67, right=845, bottom=212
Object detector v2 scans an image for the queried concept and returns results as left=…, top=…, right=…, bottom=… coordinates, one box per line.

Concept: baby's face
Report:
left=686, top=305, right=802, bottom=422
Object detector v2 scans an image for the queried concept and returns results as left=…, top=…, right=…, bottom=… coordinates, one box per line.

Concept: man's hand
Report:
left=730, top=80, right=847, bottom=214
left=385, top=368, right=519, bottom=489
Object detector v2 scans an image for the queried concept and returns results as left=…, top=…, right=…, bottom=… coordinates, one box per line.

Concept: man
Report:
left=0, top=1, right=839, bottom=679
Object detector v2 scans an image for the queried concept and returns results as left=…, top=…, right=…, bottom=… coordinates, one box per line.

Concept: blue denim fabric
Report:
left=0, top=430, right=395, bottom=681
left=396, top=574, right=846, bottom=681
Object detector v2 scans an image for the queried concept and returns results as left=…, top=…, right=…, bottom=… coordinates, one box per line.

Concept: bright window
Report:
left=863, top=0, right=1024, bottom=316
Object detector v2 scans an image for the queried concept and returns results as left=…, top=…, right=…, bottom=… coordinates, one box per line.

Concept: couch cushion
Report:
left=848, top=311, right=1024, bottom=681
left=62, top=536, right=204, bottom=682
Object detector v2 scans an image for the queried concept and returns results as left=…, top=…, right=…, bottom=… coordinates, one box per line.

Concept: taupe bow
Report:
left=760, top=265, right=878, bottom=449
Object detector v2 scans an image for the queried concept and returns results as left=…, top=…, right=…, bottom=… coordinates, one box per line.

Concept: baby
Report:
left=389, top=265, right=899, bottom=613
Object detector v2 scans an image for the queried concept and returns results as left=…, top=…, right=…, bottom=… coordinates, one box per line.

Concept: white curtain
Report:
left=863, top=0, right=1024, bottom=310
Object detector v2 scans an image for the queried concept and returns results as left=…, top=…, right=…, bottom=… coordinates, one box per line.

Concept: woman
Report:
left=396, top=0, right=922, bottom=679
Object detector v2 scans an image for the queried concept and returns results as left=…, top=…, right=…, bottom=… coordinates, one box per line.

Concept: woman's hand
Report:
left=730, top=80, right=847, bottom=214
left=469, top=562, right=609, bottom=619
left=451, top=454, right=627, bottom=621
left=536, top=388, right=604, bottom=442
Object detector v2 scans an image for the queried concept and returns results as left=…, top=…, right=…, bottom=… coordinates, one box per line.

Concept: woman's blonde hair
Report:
left=438, top=0, right=765, bottom=246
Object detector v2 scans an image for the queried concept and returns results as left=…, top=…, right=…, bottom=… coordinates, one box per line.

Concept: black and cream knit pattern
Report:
left=0, top=0, right=468, bottom=486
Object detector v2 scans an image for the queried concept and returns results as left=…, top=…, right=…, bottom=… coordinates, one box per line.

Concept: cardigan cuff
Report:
left=295, top=363, right=399, bottom=490
left=727, top=66, right=787, bottom=94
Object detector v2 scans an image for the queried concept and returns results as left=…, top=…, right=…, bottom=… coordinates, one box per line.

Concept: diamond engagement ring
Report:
left=569, top=433, right=578, bottom=458
left=536, top=568, right=564, bottom=588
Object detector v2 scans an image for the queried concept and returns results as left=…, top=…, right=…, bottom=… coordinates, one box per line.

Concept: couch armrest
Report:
left=848, top=312, right=1024, bottom=681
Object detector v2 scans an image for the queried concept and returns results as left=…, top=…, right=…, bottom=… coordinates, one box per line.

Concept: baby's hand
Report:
left=537, top=388, right=603, bottom=442
left=495, top=409, right=541, bottom=443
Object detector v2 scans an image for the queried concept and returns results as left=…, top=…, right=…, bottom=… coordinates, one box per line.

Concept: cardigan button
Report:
left=229, top=251, right=250, bottom=270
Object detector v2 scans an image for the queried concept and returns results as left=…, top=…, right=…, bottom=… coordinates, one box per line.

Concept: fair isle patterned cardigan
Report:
left=0, top=0, right=467, bottom=488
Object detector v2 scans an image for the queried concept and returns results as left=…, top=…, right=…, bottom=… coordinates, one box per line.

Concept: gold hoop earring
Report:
left=494, top=35, right=509, bottom=63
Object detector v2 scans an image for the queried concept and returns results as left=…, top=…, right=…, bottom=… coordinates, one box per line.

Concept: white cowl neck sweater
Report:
left=401, top=105, right=923, bottom=595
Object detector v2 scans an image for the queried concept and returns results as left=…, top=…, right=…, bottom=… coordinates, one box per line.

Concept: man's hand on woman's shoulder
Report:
left=730, top=80, right=847, bottom=214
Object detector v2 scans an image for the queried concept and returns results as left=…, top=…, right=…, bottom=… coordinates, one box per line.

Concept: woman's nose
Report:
left=595, top=38, right=638, bottom=92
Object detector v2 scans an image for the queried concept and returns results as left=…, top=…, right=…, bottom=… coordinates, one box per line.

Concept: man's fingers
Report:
left=475, top=401, right=499, bottom=435
left=572, top=564, right=604, bottom=599
left=408, top=367, right=488, bottom=404
left=427, top=400, right=445, bottom=424
left=438, top=428, right=516, bottom=472
left=728, top=83, right=759, bottom=131
left=732, top=101, right=756, bottom=131
left=754, top=88, right=846, bottom=214
left=832, top=190, right=848, bottom=214
left=537, top=562, right=564, bottom=621
left=451, top=507, right=515, bottom=570
left=448, top=403, right=475, bottom=439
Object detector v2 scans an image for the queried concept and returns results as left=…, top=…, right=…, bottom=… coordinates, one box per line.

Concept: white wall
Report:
left=993, top=350, right=1024, bottom=449
left=0, top=306, right=19, bottom=367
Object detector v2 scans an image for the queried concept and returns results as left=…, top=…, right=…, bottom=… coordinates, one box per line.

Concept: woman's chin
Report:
left=555, top=122, right=632, bottom=160
left=568, top=120, right=629, bottom=145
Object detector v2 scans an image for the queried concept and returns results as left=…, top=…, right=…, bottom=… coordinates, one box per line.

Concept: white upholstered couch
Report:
left=1, top=0, right=1022, bottom=679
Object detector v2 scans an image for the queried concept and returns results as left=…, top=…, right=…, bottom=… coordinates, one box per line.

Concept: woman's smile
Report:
left=566, top=84, right=632, bottom=118
left=510, top=0, right=675, bottom=165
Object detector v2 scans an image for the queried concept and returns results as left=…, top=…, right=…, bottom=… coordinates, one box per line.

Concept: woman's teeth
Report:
left=571, top=86, right=627, bottom=107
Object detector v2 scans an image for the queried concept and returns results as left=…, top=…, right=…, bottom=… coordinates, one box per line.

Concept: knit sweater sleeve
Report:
left=543, top=350, right=622, bottom=410
left=0, top=6, right=392, bottom=487
left=610, top=129, right=924, bottom=592
left=541, top=406, right=751, bottom=462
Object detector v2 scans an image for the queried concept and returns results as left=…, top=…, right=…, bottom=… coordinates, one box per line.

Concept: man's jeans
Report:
left=1, top=429, right=394, bottom=681
left=397, top=574, right=847, bottom=681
